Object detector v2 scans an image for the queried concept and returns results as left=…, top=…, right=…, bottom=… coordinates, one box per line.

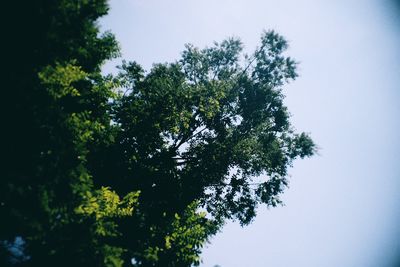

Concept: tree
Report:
left=2, top=1, right=131, bottom=266
left=2, top=1, right=315, bottom=266
left=102, top=31, right=315, bottom=266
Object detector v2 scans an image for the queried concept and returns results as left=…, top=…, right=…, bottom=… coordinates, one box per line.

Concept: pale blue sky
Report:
left=100, top=1, right=400, bottom=266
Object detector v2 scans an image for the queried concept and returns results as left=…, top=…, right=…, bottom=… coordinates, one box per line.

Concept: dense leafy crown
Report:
left=113, top=32, right=314, bottom=225
left=2, top=1, right=315, bottom=266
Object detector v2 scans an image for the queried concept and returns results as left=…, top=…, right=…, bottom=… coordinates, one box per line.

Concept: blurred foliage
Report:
left=2, top=0, right=315, bottom=266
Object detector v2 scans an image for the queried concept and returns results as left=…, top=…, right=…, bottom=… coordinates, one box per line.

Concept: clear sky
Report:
left=100, top=1, right=400, bottom=266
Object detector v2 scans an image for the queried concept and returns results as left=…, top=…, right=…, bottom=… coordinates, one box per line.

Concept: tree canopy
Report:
left=2, top=1, right=315, bottom=266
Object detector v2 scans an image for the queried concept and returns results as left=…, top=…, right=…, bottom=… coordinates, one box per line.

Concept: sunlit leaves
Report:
left=75, top=187, right=140, bottom=237
left=38, top=62, right=87, bottom=99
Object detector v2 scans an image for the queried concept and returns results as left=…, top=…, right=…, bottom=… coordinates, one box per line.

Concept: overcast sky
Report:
left=100, top=1, right=400, bottom=266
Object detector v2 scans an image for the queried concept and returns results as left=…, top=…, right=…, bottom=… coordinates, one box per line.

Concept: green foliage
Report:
left=2, top=0, right=315, bottom=266
left=2, top=0, right=125, bottom=266
left=76, top=187, right=140, bottom=237
left=163, top=203, right=219, bottom=266
left=126, top=202, right=218, bottom=267
left=113, top=30, right=315, bottom=227
left=38, top=62, right=87, bottom=99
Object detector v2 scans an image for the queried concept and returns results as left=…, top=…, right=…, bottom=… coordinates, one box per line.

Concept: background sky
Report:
left=100, top=1, right=400, bottom=266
